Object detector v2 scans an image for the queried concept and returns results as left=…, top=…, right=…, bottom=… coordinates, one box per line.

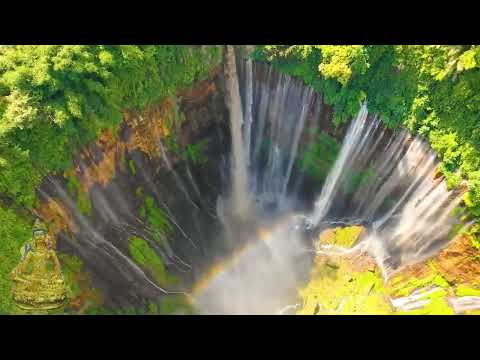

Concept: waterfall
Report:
left=224, top=46, right=251, bottom=217
left=309, top=103, right=369, bottom=225
left=236, top=59, right=319, bottom=210
left=195, top=60, right=465, bottom=314
left=243, top=57, right=253, bottom=170
left=302, top=104, right=463, bottom=276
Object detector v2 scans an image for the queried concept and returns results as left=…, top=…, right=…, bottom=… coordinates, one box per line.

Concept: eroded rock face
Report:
left=384, top=232, right=480, bottom=314
left=34, top=70, right=230, bottom=311
left=298, top=225, right=480, bottom=315
left=434, top=234, right=480, bottom=285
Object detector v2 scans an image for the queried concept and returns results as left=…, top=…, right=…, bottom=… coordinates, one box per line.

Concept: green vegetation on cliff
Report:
left=0, top=46, right=220, bottom=313
left=0, top=207, right=30, bottom=314
left=0, top=45, right=220, bottom=210
left=139, top=196, right=173, bottom=243
left=252, top=45, right=480, bottom=219
left=128, top=236, right=178, bottom=287
left=65, top=172, right=91, bottom=216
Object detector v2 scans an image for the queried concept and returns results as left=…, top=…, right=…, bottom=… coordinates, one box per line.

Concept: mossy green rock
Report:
left=297, top=257, right=392, bottom=315
left=317, top=225, right=365, bottom=248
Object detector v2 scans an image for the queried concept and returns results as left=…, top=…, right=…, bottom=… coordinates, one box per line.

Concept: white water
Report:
left=236, top=59, right=319, bottom=210
left=199, top=51, right=464, bottom=313
left=448, top=296, right=480, bottom=313
left=301, top=105, right=463, bottom=277
left=390, top=286, right=443, bottom=311
left=224, top=45, right=251, bottom=217
left=309, top=103, right=369, bottom=225
left=193, top=215, right=310, bottom=314
left=195, top=49, right=319, bottom=314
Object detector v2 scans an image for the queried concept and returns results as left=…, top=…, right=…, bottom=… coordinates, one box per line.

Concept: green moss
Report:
left=158, top=295, right=194, bottom=315
left=144, top=197, right=173, bottom=236
left=456, top=284, right=480, bottom=297
left=138, top=196, right=173, bottom=247
left=297, top=258, right=392, bottom=315
left=336, top=226, right=365, bottom=248
left=85, top=305, right=141, bottom=315
left=86, top=294, right=195, bottom=315
left=58, top=253, right=103, bottom=314
left=433, top=274, right=450, bottom=288
left=467, top=224, right=480, bottom=249
left=65, top=173, right=91, bottom=216
left=59, top=253, right=83, bottom=299
left=139, top=204, right=146, bottom=219
left=128, top=159, right=136, bottom=175
left=318, top=226, right=365, bottom=248
left=66, top=173, right=80, bottom=197
left=128, top=236, right=178, bottom=287
left=183, top=139, right=209, bottom=166
left=387, top=263, right=450, bottom=298
left=76, top=190, right=92, bottom=216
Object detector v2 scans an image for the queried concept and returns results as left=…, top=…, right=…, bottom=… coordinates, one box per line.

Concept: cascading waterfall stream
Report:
left=306, top=107, right=463, bottom=278
left=224, top=45, right=251, bottom=217
left=309, top=103, right=369, bottom=225
left=194, top=48, right=320, bottom=314
left=194, top=52, right=467, bottom=314
left=237, top=59, right=320, bottom=210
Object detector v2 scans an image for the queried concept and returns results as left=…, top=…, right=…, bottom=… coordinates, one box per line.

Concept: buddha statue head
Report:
left=32, top=219, right=50, bottom=250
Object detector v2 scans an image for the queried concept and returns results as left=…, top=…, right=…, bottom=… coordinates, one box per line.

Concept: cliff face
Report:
left=30, top=52, right=345, bottom=313
left=34, top=68, right=231, bottom=312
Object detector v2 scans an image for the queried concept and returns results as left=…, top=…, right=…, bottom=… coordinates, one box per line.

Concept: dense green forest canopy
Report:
left=0, top=45, right=219, bottom=209
left=0, top=45, right=220, bottom=313
left=252, top=45, right=480, bottom=217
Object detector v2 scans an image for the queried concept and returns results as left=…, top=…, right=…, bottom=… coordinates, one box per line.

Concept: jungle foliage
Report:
left=0, top=45, right=219, bottom=210
left=253, top=45, right=480, bottom=217
left=0, top=46, right=219, bottom=313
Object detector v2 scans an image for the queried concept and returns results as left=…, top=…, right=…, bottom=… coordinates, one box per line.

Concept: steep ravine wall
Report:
left=31, top=54, right=349, bottom=313
left=34, top=68, right=232, bottom=312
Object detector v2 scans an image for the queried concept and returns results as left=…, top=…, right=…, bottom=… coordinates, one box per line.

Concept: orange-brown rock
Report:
left=76, top=130, right=126, bottom=191
left=387, top=233, right=480, bottom=288
left=177, top=75, right=218, bottom=111
left=385, top=260, right=433, bottom=289
left=433, top=234, right=480, bottom=286
left=35, top=198, right=76, bottom=242
left=124, top=98, right=174, bottom=159
left=347, top=252, right=378, bottom=273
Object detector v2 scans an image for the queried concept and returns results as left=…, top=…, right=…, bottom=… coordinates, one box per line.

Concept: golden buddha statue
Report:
left=10, top=219, right=68, bottom=311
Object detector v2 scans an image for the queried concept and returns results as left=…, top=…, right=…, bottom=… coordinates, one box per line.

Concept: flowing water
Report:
left=224, top=45, right=251, bottom=217
left=307, top=111, right=464, bottom=278
left=193, top=47, right=466, bottom=314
